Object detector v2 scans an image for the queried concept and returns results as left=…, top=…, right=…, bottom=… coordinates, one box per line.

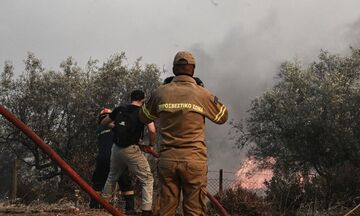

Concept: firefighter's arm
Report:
left=204, top=95, right=228, bottom=124
left=100, top=115, right=115, bottom=128
left=139, top=93, right=159, bottom=124
left=147, top=122, right=156, bottom=146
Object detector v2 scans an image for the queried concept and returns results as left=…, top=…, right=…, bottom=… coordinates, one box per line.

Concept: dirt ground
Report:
left=0, top=199, right=184, bottom=216
left=0, top=209, right=112, bottom=216
left=0, top=203, right=114, bottom=216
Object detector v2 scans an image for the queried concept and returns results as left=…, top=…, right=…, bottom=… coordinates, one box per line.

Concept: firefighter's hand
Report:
left=163, top=76, right=174, bottom=84
left=108, top=122, right=115, bottom=128
left=139, top=145, right=153, bottom=153
left=193, top=77, right=204, bottom=87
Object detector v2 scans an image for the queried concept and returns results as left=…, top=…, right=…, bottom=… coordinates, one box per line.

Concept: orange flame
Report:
left=235, top=158, right=274, bottom=190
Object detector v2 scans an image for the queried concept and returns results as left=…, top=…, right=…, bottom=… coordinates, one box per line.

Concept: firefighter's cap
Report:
left=173, top=51, right=196, bottom=65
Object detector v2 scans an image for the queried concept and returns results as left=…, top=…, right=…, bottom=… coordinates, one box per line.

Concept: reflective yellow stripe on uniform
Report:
left=158, top=103, right=204, bottom=113
left=99, top=129, right=111, bottom=135
left=122, top=190, right=135, bottom=196
left=214, top=105, right=227, bottom=122
left=142, top=105, right=157, bottom=120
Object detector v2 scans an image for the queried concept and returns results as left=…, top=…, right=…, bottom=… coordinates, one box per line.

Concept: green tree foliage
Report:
left=0, top=52, right=162, bottom=201
left=235, top=48, right=360, bottom=212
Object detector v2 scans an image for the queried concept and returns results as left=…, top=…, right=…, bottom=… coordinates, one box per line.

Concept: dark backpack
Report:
left=112, top=106, right=140, bottom=147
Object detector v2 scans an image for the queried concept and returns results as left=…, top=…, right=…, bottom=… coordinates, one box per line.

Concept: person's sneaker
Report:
left=125, top=209, right=137, bottom=215
left=141, top=210, right=153, bottom=216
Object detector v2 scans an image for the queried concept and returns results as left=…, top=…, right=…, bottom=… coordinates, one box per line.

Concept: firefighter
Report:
left=139, top=51, right=228, bottom=215
left=90, top=108, right=135, bottom=214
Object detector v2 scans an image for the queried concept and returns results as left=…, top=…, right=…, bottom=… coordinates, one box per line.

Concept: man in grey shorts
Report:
left=101, top=90, right=156, bottom=216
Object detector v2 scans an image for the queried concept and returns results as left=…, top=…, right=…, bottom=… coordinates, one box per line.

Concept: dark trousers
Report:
left=90, top=156, right=134, bottom=211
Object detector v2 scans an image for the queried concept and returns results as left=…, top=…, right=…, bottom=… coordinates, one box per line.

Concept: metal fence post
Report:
left=219, top=169, right=223, bottom=194
left=10, top=159, right=19, bottom=203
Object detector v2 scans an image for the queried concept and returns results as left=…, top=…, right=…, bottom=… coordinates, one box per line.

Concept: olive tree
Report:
left=0, top=52, right=162, bottom=201
left=234, top=48, right=360, bottom=212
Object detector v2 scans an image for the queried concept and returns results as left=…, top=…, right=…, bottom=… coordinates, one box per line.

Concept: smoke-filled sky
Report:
left=1, top=0, right=360, bottom=176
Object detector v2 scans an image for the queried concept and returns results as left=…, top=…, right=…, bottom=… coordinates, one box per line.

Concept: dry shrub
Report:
left=208, top=186, right=271, bottom=216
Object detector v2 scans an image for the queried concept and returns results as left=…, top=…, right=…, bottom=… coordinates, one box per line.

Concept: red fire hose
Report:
left=1, top=104, right=229, bottom=216
left=0, top=105, right=124, bottom=216
left=139, top=145, right=229, bottom=216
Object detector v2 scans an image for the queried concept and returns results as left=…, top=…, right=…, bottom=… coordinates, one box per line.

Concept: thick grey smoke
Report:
left=188, top=4, right=360, bottom=176
left=348, top=19, right=360, bottom=48
left=1, top=0, right=360, bottom=178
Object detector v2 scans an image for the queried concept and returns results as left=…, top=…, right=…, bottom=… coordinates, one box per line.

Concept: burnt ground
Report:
left=0, top=203, right=172, bottom=216
left=0, top=203, right=114, bottom=216
left=0, top=208, right=112, bottom=216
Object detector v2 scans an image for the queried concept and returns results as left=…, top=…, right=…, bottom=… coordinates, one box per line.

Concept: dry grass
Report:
left=0, top=201, right=112, bottom=216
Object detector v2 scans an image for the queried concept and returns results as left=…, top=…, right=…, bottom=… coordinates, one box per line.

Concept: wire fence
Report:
left=1, top=159, right=358, bottom=216
left=1, top=158, right=270, bottom=213
left=1, top=161, right=262, bottom=203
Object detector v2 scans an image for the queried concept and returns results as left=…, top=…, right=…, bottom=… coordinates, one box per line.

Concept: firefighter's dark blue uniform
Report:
left=90, top=125, right=135, bottom=211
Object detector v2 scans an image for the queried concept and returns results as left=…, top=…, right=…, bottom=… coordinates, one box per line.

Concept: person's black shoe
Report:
left=125, top=209, right=137, bottom=215
left=141, top=210, right=153, bottom=216
left=89, top=199, right=100, bottom=209
left=124, top=194, right=135, bottom=213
